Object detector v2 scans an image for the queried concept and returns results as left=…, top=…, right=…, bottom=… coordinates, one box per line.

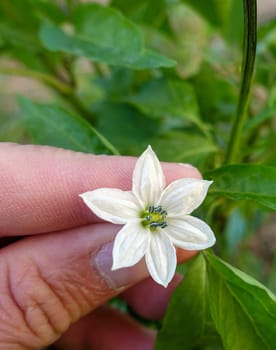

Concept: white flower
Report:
left=80, top=146, right=215, bottom=287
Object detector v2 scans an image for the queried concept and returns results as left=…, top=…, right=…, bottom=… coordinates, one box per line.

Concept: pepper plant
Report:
left=0, top=0, right=275, bottom=349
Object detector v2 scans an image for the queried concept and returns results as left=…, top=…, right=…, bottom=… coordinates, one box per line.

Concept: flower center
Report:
left=141, top=205, right=168, bottom=231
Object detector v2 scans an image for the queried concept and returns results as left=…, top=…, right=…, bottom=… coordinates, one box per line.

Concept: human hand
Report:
left=0, top=143, right=200, bottom=350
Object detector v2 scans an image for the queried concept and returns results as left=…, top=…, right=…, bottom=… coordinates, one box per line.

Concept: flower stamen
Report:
left=141, top=205, right=168, bottom=231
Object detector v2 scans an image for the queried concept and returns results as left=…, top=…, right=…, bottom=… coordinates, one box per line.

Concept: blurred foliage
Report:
left=0, top=0, right=275, bottom=349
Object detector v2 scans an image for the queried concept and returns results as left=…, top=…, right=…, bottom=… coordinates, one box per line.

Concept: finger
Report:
left=55, top=306, right=156, bottom=350
left=0, top=143, right=201, bottom=235
left=0, top=222, right=192, bottom=349
left=0, top=224, right=140, bottom=349
left=122, top=273, right=183, bottom=320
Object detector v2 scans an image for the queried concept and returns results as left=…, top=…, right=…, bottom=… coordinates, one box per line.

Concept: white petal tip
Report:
left=150, top=276, right=171, bottom=288
left=111, top=259, right=125, bottom=271
left=202, top=179, right=213, bottom=188
left=111, top=264, right=118, bottom=271
left=79, top=192, right=95, bottom=205
left=201, top=239, right=216, bottom=250
left=160, top=281, right=169, bottom=288
left=144, top=145, right=156, bottom=156
left=197, top=232, right=216, bottom=250
left=79, top=192, right=90, bottom=200
left=143, top=145, right=154, bottom=156
left=111, top=261, right=136, bottom=271
left=209, top=235, right=216, bottom=247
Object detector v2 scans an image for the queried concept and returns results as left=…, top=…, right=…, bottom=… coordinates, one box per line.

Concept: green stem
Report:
left=0, top=67, right=73, bottom=95
left=224, top=0, right=257, bottom=164
left=89, top=124, right=120, bottom=155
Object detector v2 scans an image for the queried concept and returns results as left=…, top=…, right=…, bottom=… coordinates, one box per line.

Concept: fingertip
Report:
left=0, top=143, right=202, bottom=235
left=177, top=163, right=202, bottom=179
left=176, top=248, right=198, bottom=263
left=122, top=273, right=183, bottom=320
left=161, top=162, right=202, bottom=185
left=55, top=306, right=156, bottom=350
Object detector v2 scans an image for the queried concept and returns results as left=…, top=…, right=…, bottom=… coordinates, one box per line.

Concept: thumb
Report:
left=1, top=222, right=196, bottom=350
left=1, top=222, right=194, bottom=349
left=0, top=223, right=147, bottom=349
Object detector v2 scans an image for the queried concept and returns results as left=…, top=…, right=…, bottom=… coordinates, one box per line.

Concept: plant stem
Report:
left=89, top=124, right=120, bottom=155
left=224, top=0, right=257, bottom=164
left=0, top=67, right=73, bottom=95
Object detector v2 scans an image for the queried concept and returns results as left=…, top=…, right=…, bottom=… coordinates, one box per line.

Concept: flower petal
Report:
left=160, top=178, right=212, bottom=216
left=145, top=231, right=176, bottom=287
left=112, top=222, right=149, bottom=269
left=132, top=145, right=165, bottom=207
left=166, top=215, right=216, bottom=250
left=80, top=188, right=140, bottom=224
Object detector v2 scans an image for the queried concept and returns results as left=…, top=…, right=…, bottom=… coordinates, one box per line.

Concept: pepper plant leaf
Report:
left=206, top=164, right=276, bottom=210
left=39, top=4, right=175, bottom=69
left=205, top=252, right=276, bottom=350
left=155, top=254, right=221, bottom=349
left=18, top=97, right=97, bottom=153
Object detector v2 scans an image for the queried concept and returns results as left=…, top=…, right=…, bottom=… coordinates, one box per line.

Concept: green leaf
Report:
left=96, top=102, right=157, bottom=154
left=205, top=252, right=276, bottom=350
left=224, top=208, right=247, bottom=257
left=127, top=48, right=175, bottom=69
left=151, top=131, right=218, bottom=165
left=39, top=5, right=175, bottom=69
left=206, top=164, right=276, bottom=210
left=127, top=78, right=207, bottom=129
left=73, top=3, right=143, bottom=61
left=111, top=0, right=168, bottom=26
left=18, top=97, right=96, bottom=153
left=193, top=62, right=236, bottom=123
left=243, top=106, right=276, bottom=133
left=155, top=254, right=221, bottom=350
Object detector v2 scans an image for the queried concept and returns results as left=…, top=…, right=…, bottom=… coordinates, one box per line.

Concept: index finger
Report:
left=0, top=143, right=201, bottom=236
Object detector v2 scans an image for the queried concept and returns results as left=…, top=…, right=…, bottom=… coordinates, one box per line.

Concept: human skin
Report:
left=0, top=143, right=200, bottom=350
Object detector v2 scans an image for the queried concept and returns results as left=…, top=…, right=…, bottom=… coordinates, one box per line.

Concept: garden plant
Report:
left=0, top=0, right=275, bottom=349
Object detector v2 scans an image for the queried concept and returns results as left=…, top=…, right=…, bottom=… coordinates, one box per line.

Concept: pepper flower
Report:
left=80, top=146, right=215, bottom=287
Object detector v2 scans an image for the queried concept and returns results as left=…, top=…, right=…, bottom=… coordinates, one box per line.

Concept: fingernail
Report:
left=93, top=242, right=148, bottom=290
